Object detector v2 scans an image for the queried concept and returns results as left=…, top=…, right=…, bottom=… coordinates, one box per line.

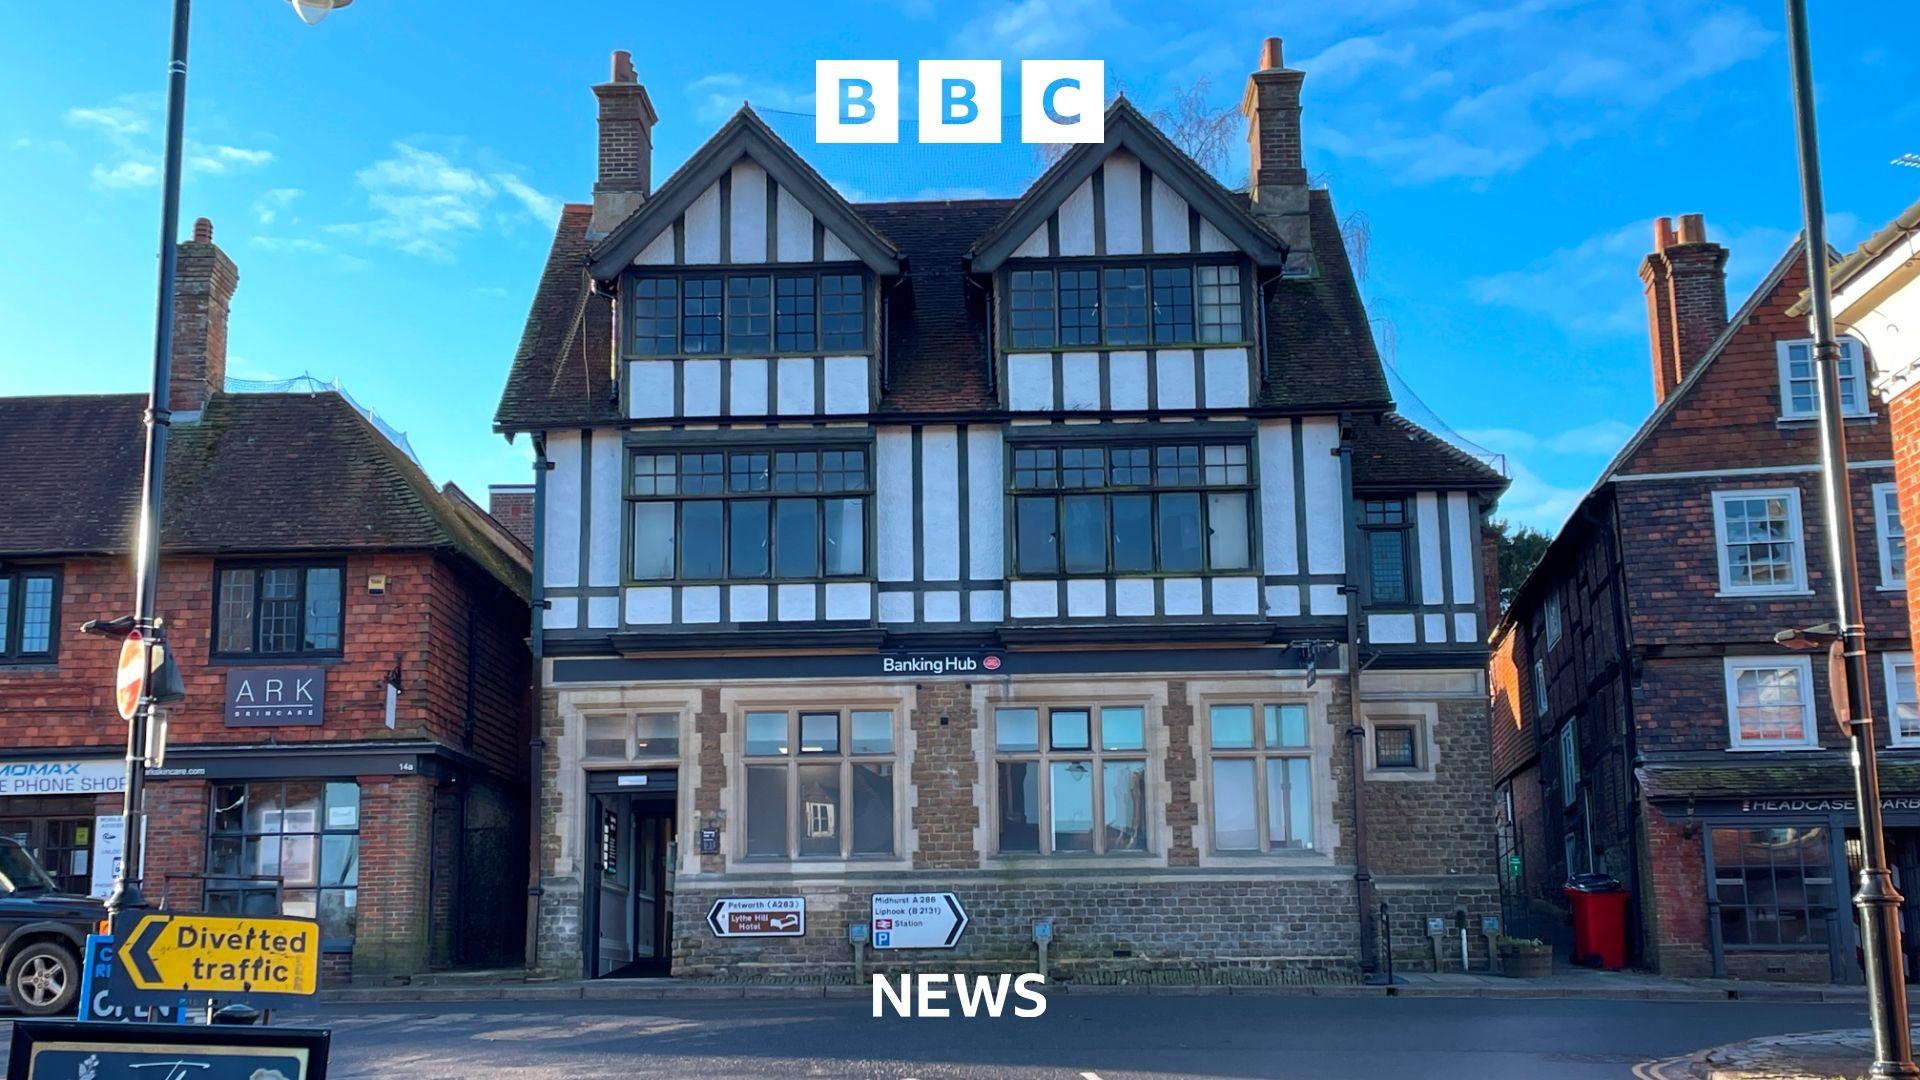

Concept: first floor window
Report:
left=1005, top=261, right=1243, bottom=347
left=214, top=563, right=343, bottom=657
left=1150, top=266, right=1193, bottom=343
left=1876, top=482, right=1905, bottom=589
left=207, top=781, right=360, bottom=945
left=1533, top=658, right=1548, bottom=718
left=1360, top=499, right=1411, bottom=605
left=1712, top=827, right=1834, bottom=946
left=994, top=705, right=1148, bottom=855
left=821, top=274, right=865, bottom=349
left=1197, top=264, right=1242, bottom=342
left=1009, top=441, right=1252, bottom=576
left=1713, top=488, right=1806, bottom=594
left=1208, top=703, right=1313, bottom=851
left=1008, top=269, right=1056, bottom=348
left=0, top=569, right=57, bottom=661
left=742, top=709, right=895, bottom=858
left=1558, top=722, right=1580, bottom=807
left=1887, top=653, right=1919, bottom=746
left=629, top=448, right=869, bottom=582
left=1778, top=337, right=1868, bottom=419
left=1724, top=656, right=1818, bottom=750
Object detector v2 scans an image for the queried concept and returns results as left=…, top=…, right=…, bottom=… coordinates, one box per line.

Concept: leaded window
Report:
left=0, top=570, right=57, bottom=662
left=1005, top=262, right=1241, bottom=347
left=213, top=564, right=343, bottom=658
left=726, top=275, right=772, bottom=352
left=680, top=277, right=724, bottom=354
left=821, top=274, right=865, bottom=350
left=1151, top=266, right=1194, bottom=343
left=630, top=272, right=865, bottom=356
left=1198, top=264, right=1243, bottom=342
left=1009, top=269, right=1057, bottom=348
left=1360, top=498, right=1411, bottom=606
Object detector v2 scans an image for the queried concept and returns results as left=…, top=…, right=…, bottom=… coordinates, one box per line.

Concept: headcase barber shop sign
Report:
left=224, top=668, right=325, bottom=727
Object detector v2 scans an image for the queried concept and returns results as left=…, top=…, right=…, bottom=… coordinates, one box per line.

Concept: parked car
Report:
left=0, top=836, right=102, bottom=1016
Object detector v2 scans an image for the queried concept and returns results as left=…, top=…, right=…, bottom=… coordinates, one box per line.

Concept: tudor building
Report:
left=499, top=40, right=1507, bottom=980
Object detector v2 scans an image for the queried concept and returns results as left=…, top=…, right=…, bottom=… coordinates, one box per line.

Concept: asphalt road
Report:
left=0, top=994, right=1864, bottom=1079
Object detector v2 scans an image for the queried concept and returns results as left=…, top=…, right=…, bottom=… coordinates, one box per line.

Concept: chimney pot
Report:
left=1260, top=36, right=1283, bottom=70
left=1653, top=215, right=1675, bottom=251
left=590, top=47, right=658, bottom=239
left=610, top=49, right=635, bottom=84
left=192, top=217, right=213, bottom=243
left=1676, top=212, right=1707, bottom=245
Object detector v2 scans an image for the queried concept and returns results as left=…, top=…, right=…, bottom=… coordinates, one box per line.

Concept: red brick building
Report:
left=1490, top=215, right=1914, bottom=984
left=0, top=221, right=533, bottom=989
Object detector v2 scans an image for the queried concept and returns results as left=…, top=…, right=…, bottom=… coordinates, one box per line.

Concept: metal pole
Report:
left=1785, top=1, right=1916, bottom=1073
left=109, top=0, right=192, bottom=922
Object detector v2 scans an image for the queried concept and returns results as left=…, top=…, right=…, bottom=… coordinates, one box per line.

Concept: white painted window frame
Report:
left=1532, top=658, right=1548, bottom=719
left=1885, top=652, right=1919, bottom=748
left=1722, top=655, right=1820, bottom=751
left=1776, top=336, right=1869, bottom=421
left=1544, top=591, right=1563, bottom=649
left=1557, top=722, right=1579, bottom=808
left=1874, top=481, right=1905, bottom=590
left=1711, top=487, right=1810, bottom=597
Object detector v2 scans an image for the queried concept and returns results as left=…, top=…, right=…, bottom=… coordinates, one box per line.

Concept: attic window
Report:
left=1004, top=261, right=1243, bottom=349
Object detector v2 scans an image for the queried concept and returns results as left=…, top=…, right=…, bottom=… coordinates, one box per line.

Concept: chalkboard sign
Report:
left=8, top=1021, right=329, bottom=1080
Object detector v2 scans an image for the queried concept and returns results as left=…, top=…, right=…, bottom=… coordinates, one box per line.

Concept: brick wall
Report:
left=1640, top=804, right=1711, bottom=978
left=1893, top=387, right=1920, bottom=647
left=352, top=774, right=436, bottom=978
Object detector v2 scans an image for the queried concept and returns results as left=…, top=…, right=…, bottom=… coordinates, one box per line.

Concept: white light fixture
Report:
left=289, top=0, right=353, bottom=26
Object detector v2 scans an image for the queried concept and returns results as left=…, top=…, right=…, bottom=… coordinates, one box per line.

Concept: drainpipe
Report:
left=525, top=433, right=550, bottom=972
left=1337, top=417, right=1378, bottom=975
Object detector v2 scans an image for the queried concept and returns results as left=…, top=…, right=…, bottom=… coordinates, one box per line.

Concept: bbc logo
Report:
left=815, top=60, right=1104, bottom=146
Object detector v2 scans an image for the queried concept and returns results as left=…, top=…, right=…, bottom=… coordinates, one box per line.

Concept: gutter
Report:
left=525, top=434, right=550, bottom=973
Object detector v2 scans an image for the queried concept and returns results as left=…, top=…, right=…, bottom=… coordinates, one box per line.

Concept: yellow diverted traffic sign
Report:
left=118, top=913, right=320, bottom=997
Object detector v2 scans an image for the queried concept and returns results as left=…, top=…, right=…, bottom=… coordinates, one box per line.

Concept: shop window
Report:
left=1207, top=703, right=1313, bottom=852
left=1711, top=827, right=1834, bottom=947
left=0, top=568, right=59, bottom=663
left=1886, top=653, right=1919, bottom=747
left=212, top=563, right=344, bottom=658
left=1008, top=441, right=1252, bottom=577
left=741, top=709, right=895, bottom=859
left=993, top=705, right=1148, bottom=856
left=628, top=448, right=869, bottom=583
left=0, top=817, right=92, bottom=894
left=206, top=781, right=360, bottom=947
left=1723, top=656, right=1818, bottom=750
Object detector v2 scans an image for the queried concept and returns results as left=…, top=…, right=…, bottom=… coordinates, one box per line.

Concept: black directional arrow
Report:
left=124, top=915, right=167, bottom=986
left=943, top=895, right=968, bottom=947
left=707, top=899, right=726, bottom=937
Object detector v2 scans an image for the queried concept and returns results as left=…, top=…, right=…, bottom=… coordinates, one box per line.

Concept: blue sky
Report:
left=3, top=0, right=1916, bottom=531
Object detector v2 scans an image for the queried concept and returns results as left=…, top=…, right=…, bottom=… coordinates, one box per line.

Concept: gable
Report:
left=970, top=99, right=1286, bottom=272
left=588, top=108, right=899, bottom=279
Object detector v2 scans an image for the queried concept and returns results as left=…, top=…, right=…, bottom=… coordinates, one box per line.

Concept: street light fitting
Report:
left=1773, top=622, right=1842, bottom=651
left=289, top=0, right=353, bottom=26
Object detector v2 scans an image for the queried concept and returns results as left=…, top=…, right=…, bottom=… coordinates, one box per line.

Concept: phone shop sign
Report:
left=0, top=760, right=124, bottom=798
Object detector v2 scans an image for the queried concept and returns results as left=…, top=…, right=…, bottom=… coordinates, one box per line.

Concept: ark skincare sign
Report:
left=0, top=760, right=124, bottom=798
left=224, top=668, right=325, bottom=727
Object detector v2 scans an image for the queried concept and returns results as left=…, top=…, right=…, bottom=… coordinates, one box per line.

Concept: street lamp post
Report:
left=106, top=0, right=353, bottom=924
left=1781, top=0, right=1918, bottom=1074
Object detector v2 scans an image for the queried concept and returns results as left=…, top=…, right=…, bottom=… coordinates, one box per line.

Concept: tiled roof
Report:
left=858, top=199, right=1014, bottom=414
left=1638, top=758, right=1920, bottom=801
left=1257, top=190, right=1392, bottom=411
left=1350, top=412, right=1507, bottom=492
left=493, top=203, right=619, bottom=431
left=0, top=391, right=529, bottom=597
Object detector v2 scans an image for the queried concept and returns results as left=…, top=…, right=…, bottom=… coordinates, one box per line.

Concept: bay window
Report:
left=629, top=271, right=866, bottom=357
left=628, top=447, right=869, bottom=582
left=1208, top=703, right=1314, bottom=851
left=742, top=708, right=896, bottom=859
left=993, top=705, right=1148, bottom=855
left=1003, top=261, right=1243, bottom=348
left=1010, top=440, right=1253, bottom=576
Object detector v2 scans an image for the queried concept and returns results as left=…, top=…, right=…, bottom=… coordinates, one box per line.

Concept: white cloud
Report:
left=65, top=104, right=148, bottom=138
left=1296, top=36, right=1415, bottom=87
left=189, top=145, right=276, bottom=174
left=687, top=73, right=814, bottom=124
left=494, top=173, right=563, bottom=227
left=328, top=142, right=560, bottom=259
left=91, top=160, right=159, bottom=189
left=66, top=95, right=274, bottom=190
left=250, top=234, right=372, bottom=271
left=252, top=188, right=303, bottom=225
left=951, top=0, right=1124, bottom=59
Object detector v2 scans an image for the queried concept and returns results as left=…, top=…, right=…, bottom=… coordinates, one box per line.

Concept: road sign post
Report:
left=111, top=913, right=321, bottom=1006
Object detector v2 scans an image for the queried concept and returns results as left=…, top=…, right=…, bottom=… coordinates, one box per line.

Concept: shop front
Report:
left=0, top=755, right=128, bottom=897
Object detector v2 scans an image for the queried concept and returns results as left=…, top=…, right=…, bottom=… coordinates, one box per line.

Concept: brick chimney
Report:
left=1241, top=36, right=1312, bottom=274
left=1640, top=213, right=1729, bottom=405
left=488, top=484, right=536, bottom=549
left=171, top=217, right=238, bottom=418
left=589, top=49, right=658, bottom=240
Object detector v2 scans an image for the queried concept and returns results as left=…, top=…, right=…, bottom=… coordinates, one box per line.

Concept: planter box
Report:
left=1499, top=950, right=1553, bottom=979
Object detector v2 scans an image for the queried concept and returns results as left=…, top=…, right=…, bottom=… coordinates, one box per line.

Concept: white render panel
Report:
left=728, top=161, right=768, bottom=263
left=967, top=427, right=1005, bottom=582
left=634, top=230, right=674, bottom=266
left=1369, top=613, right=1417, bottom=644
left=1149, top=176, right=1190, bottom=254
left=1155, top=350, right=1197, bottom=410
left=1012, top=225, right=1050, bottom=259
left=1010, top=580, right=1057, bottom=619
left=730, top=585, right=769, bottom=623
left=968, top=589, right=1004, bottom=622
left=1265, top=585, right=1301, bottom=617
left=629, top=362, right=674, bottom=419
left=587, top=430, right=621, bottom=587
left=1417, top=492, right=1445, bottom=605
left=776, top=357, right=814, bottom=414
left=1057, top=178, right=1096, bottom=257
left=878, top=591, right=915, bottom=623
left=730, top=358, right=769, bottom=415
left=1201, top=348, right=1250, bottom=408
left=1258, top=421, right=1298, bottom=575
left=545, top=596, right=579, bottom=630
left=822, top=232, right=856, bottom=262
left=586, top=596, right=619, bottom=629
left=1066, top=579, right=1106, bottom=617
left=825, top=582, right=871, bottom=621
left=876, top=428, right=915, bottom=582
left=1198, top=218, right=1232, bottom=252
left=921, top=426, right=961, bottom=581
left=1309, top=583, right=1345, bottom=616
left=683, top=182, right=722, bottom=264
left=1454, top=612, right=1479, bottom=643
left=1423, top=613, right=1448, bottom=643
left=1447, top=492, right=1477, bottom=605
left=682, top=360, right=722, bottom=417
left=1114, top=579, right=1155, bottom=617
left=777, top=583, right=817, bottom=621
left=775, top=187, right=814, bottom=262
left=1008, top=353, right=1053, bottom=411
left=1212, top=577, right=1258, bottom=615
left=823, top=356, right=868, bottom=413
left=1109, top=351, right=1149, bottom=410
left=682, top=586, right=721, bottom=624
left=1301, top=418, right=1345, bottom=574
left=624, top=587, right=671, bottom=625
left=1061, top=352, right=1100, bottom=410
left=544, top=431, right=581, bottom=587
left=1163, top=578, right=1203, bottom=616
left=1102, top=153, right=1143, bottom=255
left=922, top=590, right=961, bottom=623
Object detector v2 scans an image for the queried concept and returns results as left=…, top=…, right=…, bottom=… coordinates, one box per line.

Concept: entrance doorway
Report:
left=585, top=776, right=676, bottom=978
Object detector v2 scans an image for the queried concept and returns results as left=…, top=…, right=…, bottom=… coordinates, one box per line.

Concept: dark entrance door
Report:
left=585, top=772, right=676, bottom=979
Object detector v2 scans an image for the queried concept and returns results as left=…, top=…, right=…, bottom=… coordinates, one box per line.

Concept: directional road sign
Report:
left=116, top=913, right=320, bottom=1000
left=707, top=897, right=805, bottom=937
left=870, top=892, right=968, bottom=949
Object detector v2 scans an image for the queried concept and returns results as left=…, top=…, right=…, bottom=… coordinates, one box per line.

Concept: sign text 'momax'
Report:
left=815, top=61, right=1104, bottom=145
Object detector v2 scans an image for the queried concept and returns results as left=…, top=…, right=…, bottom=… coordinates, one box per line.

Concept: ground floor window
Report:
left=206, top=781, right=360, bottom=947
left=1207, top=703, right=1313, bottom=851
left=1711, top=826, right=1833, bottom=947
left=992, top=704, right=1149, bottom=855
left=0, top=814, right=92, bottom=895
left=741, top=709, right=896, bottom=859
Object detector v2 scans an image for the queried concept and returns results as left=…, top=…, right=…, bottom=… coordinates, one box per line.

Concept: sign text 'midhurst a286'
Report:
left=870, top=892, right=968, bottom=949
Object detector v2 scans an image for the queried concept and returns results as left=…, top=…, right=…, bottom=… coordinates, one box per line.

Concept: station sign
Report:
left=707, top=897, right=805, bottom=937
left=114, top=913, right=320, bottom=1002
left=870, top=892, right=968, bottom=949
